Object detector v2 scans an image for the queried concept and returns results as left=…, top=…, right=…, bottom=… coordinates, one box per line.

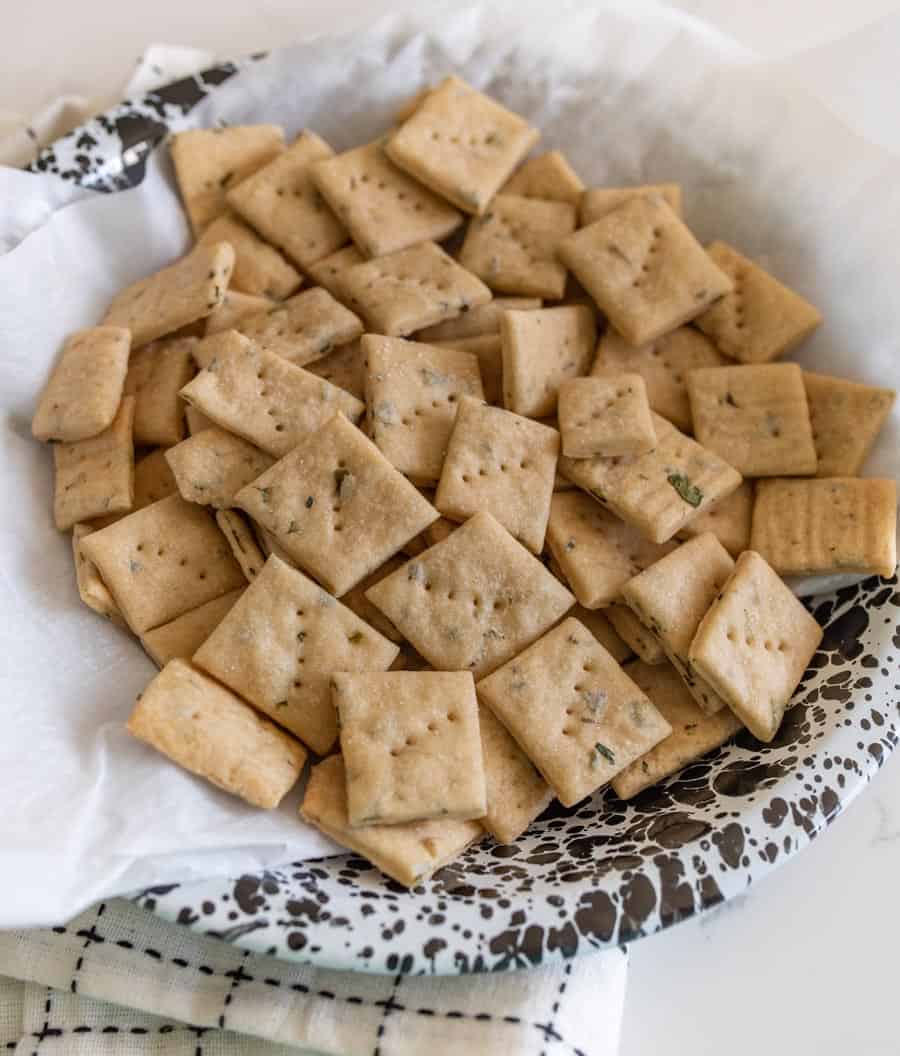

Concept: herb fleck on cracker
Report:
left=666, top=472, right=703, bottom=508
left=593, top=742, right=616, bottom=767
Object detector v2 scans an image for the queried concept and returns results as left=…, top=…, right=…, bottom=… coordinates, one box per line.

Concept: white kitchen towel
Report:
left=0, top=898, right=627, bottom=1055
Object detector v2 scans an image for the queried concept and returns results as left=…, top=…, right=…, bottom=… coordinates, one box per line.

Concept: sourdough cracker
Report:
left=335, top=671, right=486, bottom=826
left=434, top=396, right=558, bottom=553
left=501, top=305, right=595, bottom=418
left=140, top=588, right=245, bottom=668
left=204, top=291, right=274, bottom=336
left=560, top=412, right=742, bottom=544
left=179, top=331, right=364, bottom=457
left=611, top=660, right=742, bottom=799
left=54, top=395, right=135, bottom=531
left=226, top=130, right=347, bottom=268
left=197, top=212, right=302, bottom=300
left=677, top=480, right=754, bottom=556
left=688, top=551, right=824, bottom=742
left=169, top=124, right=284, bottom=235
left=124, top=337, right=196, bottom=446
left=365, top=511, right=574, bottom=679
left=363, top=335, right=484, bottom=485
left=103, top=241, right=234, bottom=347
left=502, top=150, right=584, bottom=205
left=415, top=297, right=541, bottom=343
left=579, top=183, right=682, bottom=226
left=687, top=363, right=817, bottom=477
left=234, top=286, right=363, bottom=366
left=312, top=140, right=462, bottom=257
left=72, top=524, right=126, bottom=626
left=301, top=754, right=483, bottom=888
left=606, top=604, right=666, bottom=665
left=216, top=509, right=266, bottom=581
left=385, top=75, right=539, bottom=215
left=558, top=374, right=656, bottom=458
left=79, top=494, right=245, bottom=634
left=32, top=326, right=130, bottom=443
left=458, top=194, right=576, bottom=299
left=476, top=617, right=671, bottom=806
left=545, top=490, right=676, bottom=609
left=694, top=241, right=822, bottom=363
left=193, top=555, right=398, bottom=755
left=622, top=533, right=735, bottom=715
left=803, top=371, right=896, bottom=477
left=235, top=411, right=439, bottom=596
left=336, top=240, right=491, bottom=337
left=751, top=477, right=897, bottom=578
left=591, top=326, right=726, bottom=433
left=558, top=195, right=732, bottom=345
left=166, top=426, right=275, bottom=509
left=128, top=659, right=305, bottom=809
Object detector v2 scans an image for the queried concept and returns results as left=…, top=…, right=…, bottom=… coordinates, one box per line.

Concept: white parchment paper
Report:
left=1, top=0, right=898, bottom=928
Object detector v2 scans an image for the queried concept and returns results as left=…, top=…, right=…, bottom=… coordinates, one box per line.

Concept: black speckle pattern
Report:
left=133, top=574, right=899, bottom=974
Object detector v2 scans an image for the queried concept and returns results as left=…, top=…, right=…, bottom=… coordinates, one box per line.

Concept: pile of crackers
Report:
left=32, top=75, right=898, bottom=889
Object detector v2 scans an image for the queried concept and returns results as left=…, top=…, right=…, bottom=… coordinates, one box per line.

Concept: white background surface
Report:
left=3, top=2, right=900, bottom=1052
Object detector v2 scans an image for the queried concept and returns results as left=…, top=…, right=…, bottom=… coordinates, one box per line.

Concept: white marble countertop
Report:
left=4, top=2, right=899, bottom=1052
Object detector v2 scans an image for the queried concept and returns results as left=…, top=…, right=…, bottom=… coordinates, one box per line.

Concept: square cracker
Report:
left=124, top=337, right=196, bottom=446
left=103, top=241, right=234, bottom=348
left=579, top=183, right=682, bottom=226
left=560, top=412, right=742, bottom=544
left=622, top=533, right=735, bottom=715
left=677, top=480, right=754, bottom=557
left=689, top=551, right=823, bottom=742
left=591, top=326, right=726, bottom=434
left=751, top=477, right=897, bottom=578
left=178, top=331, right=364, bottom=458
left=165, top=426, right=275, bottom=509
left=364, top=335, right=484, bottom=484
left=694, top=241, right=822, bottom=364
left=226, top=131, right=347, bottom=268
left=301, top=754, right=483, bottom=888
left=54, top=395, right=135, bottom=531
left=335, top=671, right=486, bottom=826
left=687, top=363, right=817, bottom=477
left=558, top=374, right=656, bottom=458
left=303, top=245, right=365, bottom=299
left=478, top=702, right=554, bottom=844
left=197, top=212, right=302, bottom=300
left=458, top=195, right=576, bottom=299
left=193, top=555, right=398, bottom=754
left=502, top=150, right=584, bottom=205
left=568, top=604, right=633, bottom=665
left=32, top=326, right=131, bottom=443
left=366, top=511, right=574, bottom=679
left=476, top=617, right=671, bottom=806
left=128, top=659, right=305, bottom=809
left=432, top=335, right=503, bottom=406
left=501, top=306, right=595, bottom=418
left=416, top=297, right=541, bottom=343
left=169, top=124, right=284, bottom=235
left=434, top=396, right=558, bottom=553
left=79, top=493, right=245, bottom=634
left=803, top=371, right=896, bottom=477
left=606, top=604, right=666, bottom=665
left=305, top=340, right=365, bottom=402
left=204, top=291, right=273, bottom=336
left=72, top=524, right=126, bottom=626
left=558, top=195, right=733, bottom=346
left=312, top=140, right=462, bottom=258
left=611, top=660, right=742, bottom=800
left=339, top=554, right=407, bottom=643
left=385, top=75, right=540, bottom=215
left=215, top=509, right=266, bottom=582
left=140, top=587, right=244, bottom=668
left=545, top=490, right=676, bottom=609
left=234, top=287, right=362, bottom=367
left=336, top=240, right=491, bottom=337
left=235, top=412, right=439, bottom=596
